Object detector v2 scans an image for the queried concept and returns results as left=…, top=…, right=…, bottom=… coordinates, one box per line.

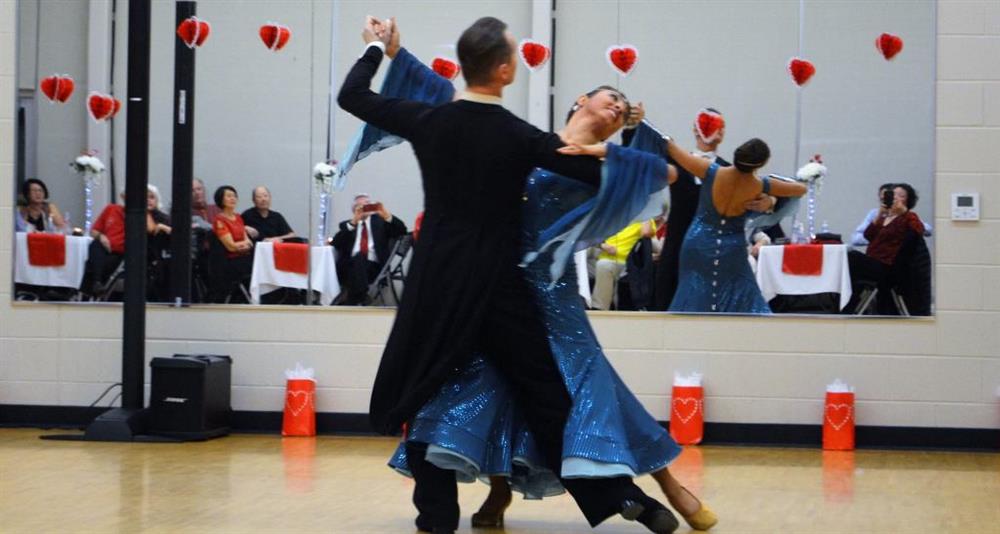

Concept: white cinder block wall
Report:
left=2, top=0, right=999, bottom=430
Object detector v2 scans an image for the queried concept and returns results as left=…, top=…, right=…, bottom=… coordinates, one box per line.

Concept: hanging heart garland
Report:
left=39, top=75, right=75, bottom=103
left=694, top=108, right=726, bottom=144
left=875, top=33, right=903, bottom=61
left=431, top=57, right=461, bottom=81
left=606, top=44, right=638, bottom=76
left=519, top=39, right=551, bottom=71
left=787, top=57, right=816, bottom=86
left=177, top=16, right=211, bottom=48
left=88, top=92, right=121, bottom=122
left=260, top=22, right=291, bottom=51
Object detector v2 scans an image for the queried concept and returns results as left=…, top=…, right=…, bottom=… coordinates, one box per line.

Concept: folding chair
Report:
left=367, top=234, right=414, bottom=306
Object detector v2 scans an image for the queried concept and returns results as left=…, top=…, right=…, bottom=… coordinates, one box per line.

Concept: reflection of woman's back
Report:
left=669, top=163, right=772, bottom=314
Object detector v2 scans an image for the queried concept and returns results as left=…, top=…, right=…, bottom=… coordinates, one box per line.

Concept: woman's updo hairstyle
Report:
left=733, top=138, right=770, bottom=173
left=565, top=85, right=630, bottom=124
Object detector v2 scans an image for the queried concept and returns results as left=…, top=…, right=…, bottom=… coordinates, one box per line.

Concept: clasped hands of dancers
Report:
left=340, top=14, right=803, bottom=534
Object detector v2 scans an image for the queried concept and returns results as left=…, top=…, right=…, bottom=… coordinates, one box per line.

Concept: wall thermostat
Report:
left=951, top=192, right=979, bottom=221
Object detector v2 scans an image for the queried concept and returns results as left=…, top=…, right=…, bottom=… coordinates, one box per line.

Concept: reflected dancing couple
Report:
left=338, top=15, right=715, bottom=534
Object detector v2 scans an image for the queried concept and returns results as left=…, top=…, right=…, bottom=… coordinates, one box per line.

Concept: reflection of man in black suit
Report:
left=332, top=193, right=407, bottom=305
left=339, top=15, right=673, bottom=534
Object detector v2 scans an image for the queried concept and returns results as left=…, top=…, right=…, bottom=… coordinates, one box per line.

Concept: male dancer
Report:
left=339, top=16, right=676, bottom=534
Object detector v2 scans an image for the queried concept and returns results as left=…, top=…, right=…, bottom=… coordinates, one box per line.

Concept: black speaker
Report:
left=149, top=354, right=232, bottom=440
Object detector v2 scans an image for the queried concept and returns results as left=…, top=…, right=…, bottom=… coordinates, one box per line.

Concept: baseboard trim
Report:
left=3, top=405, right=997, bottom=451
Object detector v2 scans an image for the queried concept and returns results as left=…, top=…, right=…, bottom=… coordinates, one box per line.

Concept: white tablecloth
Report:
left=755, top=244, right=852, bottom=310
left=13, top=232, right=92, bottom=289
left=250, top=242, right=341, bottom=305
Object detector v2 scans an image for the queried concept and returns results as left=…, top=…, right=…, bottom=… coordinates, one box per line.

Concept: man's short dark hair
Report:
left=456, top=17, right=512, bottom=86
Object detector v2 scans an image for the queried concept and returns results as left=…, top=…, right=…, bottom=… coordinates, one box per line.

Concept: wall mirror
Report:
left=12, top=0, right=935, bottom=317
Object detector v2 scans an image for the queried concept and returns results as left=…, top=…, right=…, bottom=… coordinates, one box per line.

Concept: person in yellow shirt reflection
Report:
left=591, top=218, right=657, bottom=310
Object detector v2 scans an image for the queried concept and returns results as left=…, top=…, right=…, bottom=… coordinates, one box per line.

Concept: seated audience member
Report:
left=18, top=178, right=67, bottom=233
left=241, top=186, right=297, bottom=242
left=83, top=192, right=127, bottom=295
left=146, top=185, right=173, bottom=300
left=851, top=182, right=932, bottom=246
left=191, top=178, right=222, bottom=230
left=14, top=206, right=28, bottom=232
left=211, top=185, right=254, bottom=300
left=847, top=183, right=928, bottom=311
left=82, top=186, right=174, bottom=297
left=591, top=218, right=656, bottom=310
left=332, top=194, right=407, bottom=305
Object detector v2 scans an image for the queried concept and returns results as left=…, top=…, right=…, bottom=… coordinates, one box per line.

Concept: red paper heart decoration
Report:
left=519, top=39, right=550, bottom=71
left=694, top=108, right=726, bottom=144
left=260, top=23, right=291, bottom=51
left=431, top=57, right=461, bottom=81
left=177, top=16, right=211, bottom=48
left=876, top=32, right=903, bottom=61
left=787, top=57, right=816, bottom=86
left=606, top=45, right=638, bottom=76
left=88, top=92, right=120, bottom=122
left=39, top=75, right=75, bottom=103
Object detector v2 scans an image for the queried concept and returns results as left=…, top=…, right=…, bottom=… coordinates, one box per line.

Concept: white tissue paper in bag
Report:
left=285, top=362, right=315, bottom=382
left=674, top=372, right=703, bottom=387
left=826, top=378, right=854, bottom=393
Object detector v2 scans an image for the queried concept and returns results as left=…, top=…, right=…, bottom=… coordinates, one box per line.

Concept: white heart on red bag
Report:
left=875, top=32, right=903, bottom=61
left=39, top=75, right=75, bottom=103
left=672, top=397, right=702, bottom=424
left=788, top=57, right=816, bottom=86
left=431, top=56, right=461, bottom=81
left=176, top=16, right=211, bottom=48
left=606, top=44, right=638, bottom=76
left=694, top=108, right=726, bottom=144
left=260, top=22, right=291, bottom=51
left=519, top=39, right=551, bottom=71
left=87, top=91, right=120, bottom=122
left=825, top=403, right=853, bottom=431
left=285, top=390, right=314, bottom=417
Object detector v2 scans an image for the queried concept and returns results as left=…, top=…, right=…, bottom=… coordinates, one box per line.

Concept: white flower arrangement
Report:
left=795, top=155, right=828, bottom=194
left=70, top=153, right=106, bottom=175
left=313, top=161, right=337, bottom=191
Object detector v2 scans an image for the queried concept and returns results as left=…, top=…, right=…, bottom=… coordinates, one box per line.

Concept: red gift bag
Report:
left=670, top=385, right=704, bottom=445
left=27, top=233, right=67, bottom=267
left=282, top=378, right=316, bottom=437
left=823, top=391, right=855, bottom=450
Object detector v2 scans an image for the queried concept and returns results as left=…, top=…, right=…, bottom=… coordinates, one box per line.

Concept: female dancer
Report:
left=384, top=84, right=716, bottom=532
left=666, top=139, right=806, bottom=313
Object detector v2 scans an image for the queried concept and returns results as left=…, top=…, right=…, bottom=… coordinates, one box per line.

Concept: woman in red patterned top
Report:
left=847, top=183, right=926, bottom=307
left=211, top=185, right=254, bottom=300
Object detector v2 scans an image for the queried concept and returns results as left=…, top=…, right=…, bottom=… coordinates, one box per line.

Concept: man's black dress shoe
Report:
left=620, top=497, right=680, bottom=533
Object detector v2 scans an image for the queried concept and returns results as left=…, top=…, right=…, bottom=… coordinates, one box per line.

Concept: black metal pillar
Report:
left=170, top=1, right=197, bottom=304
left=120, top=0, right=152, bottom=412
left=72, top=0, right=152, bottom=442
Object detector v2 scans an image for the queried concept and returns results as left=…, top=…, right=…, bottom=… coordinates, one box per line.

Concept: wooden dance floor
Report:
left=2, top=428, right=998, bottom=533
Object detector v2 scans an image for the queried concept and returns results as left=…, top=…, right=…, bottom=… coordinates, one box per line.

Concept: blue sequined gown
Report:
left=389, top=148, right=681, bottom=499
left=669, top=163, right=772, bottom=314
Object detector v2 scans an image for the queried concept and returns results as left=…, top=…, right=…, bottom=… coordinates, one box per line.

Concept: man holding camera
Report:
left=332, top=193, right=407, bottom=305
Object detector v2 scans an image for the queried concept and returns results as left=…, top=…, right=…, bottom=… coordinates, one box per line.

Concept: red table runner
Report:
left=26, top=233, right=67, bottom=267
left=781, top=244, right=823, bottom=276
left=273, top=242, right=309, bottom=274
